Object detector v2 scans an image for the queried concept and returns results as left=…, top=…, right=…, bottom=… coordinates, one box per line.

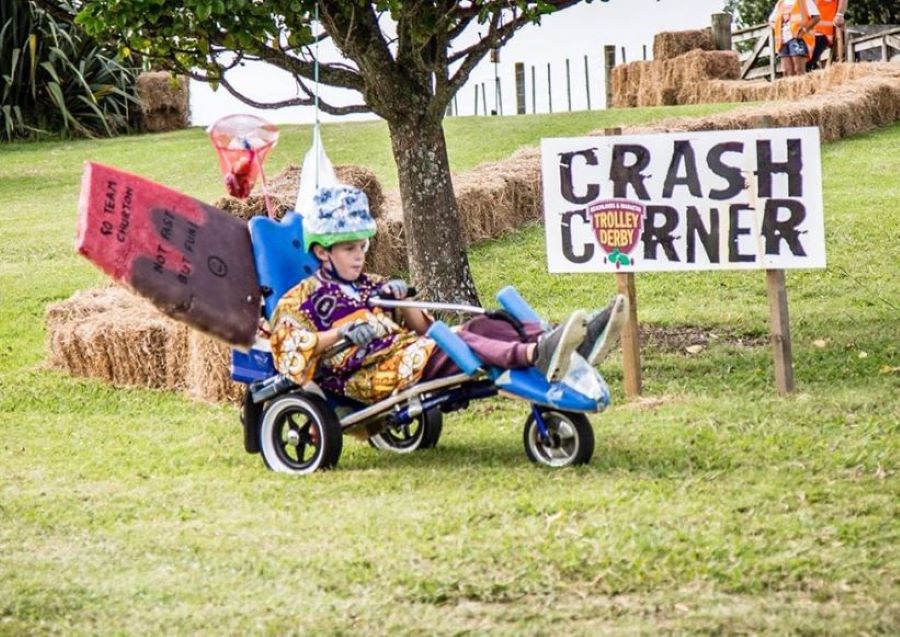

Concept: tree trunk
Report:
left=388, top=117, right=480, bottom=306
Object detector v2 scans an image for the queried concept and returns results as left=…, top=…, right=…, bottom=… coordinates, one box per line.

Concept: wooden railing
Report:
left=733, top=23, right=899, bottom=81
left=848, top=27, right=900, bottom=64
left=733, top=24, right=776, bottom=81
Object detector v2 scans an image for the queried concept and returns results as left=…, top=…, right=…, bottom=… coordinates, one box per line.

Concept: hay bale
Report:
left=611, top=62, right=641, bottom=108
left=46, top=287, right=246, bottom=403
left=653, top=28, right=715, bottom=61
left=613, top=57, right=899, bottom=110
left=367, top=193, right=407, bottom=276
left=612, top=51, right=739, bottom=108
left=184, top=331, right=244, bottom=404
left=640, top=61, right=665, bottom=107
left=455, top=170, right=507, bottom=243
left=135, top=72, right=189, bottom=133
left=453, top=146, right=543, bottom=245
left=45, top=286, right=126, bottom=337
left=367, top=145, right=544, bottom=276
left=336, top=165, right=386, bottom=219
left=669, top=51, right=742, bottom=104
left=674, top=50, right=740, bottom=84
left=211, top=163, right=385, bottom=221
left=612, top=64, right=900, bottom=142
left=46, top=287, right=188, bottom=390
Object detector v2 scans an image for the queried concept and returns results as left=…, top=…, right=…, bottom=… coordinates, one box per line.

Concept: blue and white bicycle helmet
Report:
left=302, top=185, right=377, bottom=252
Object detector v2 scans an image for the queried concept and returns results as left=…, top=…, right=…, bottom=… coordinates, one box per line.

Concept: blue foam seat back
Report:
left=248, top=211, right=320, bottom=320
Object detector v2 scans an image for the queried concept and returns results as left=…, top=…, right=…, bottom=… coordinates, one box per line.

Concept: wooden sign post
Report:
left=766, top=269, right=795, bottom=393
left=603, top=45, right=616, bottom=109
left=616, top=269, right=642, bottom=397
left=606, top=127, right=642, bottom=397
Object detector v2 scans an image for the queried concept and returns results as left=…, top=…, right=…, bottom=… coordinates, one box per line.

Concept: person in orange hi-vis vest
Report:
left=808, top=0, right=849, bottom=71
left=769, top=0, right=821, bottom=76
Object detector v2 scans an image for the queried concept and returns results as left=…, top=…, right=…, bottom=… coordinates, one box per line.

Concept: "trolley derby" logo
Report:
left=588, top=200, right=644, bottom=268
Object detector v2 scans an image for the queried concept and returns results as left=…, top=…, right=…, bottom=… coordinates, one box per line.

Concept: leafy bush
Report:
left=0, top=0, right=138, bottom=141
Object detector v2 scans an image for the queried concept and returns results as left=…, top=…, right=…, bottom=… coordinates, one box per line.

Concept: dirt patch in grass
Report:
left=641, top=324, right=767, bottom=353
left=616, top=395, right=681, bottom=411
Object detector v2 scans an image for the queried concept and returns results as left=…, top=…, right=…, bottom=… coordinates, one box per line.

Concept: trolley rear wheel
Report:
left=259, top=393, right=343, bottom=474
left=369, top=408, right=443, bottom=453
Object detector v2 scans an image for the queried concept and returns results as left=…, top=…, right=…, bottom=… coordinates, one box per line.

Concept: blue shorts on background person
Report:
left=778, top=38, right=810, bottom=58
left=769, top=0, right=820, bottom=76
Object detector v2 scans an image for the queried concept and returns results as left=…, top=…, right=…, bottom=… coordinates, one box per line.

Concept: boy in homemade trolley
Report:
left=268, top=185, right=627, bottom=405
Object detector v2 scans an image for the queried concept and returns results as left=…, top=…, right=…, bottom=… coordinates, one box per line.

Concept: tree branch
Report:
left=206, top=34, right=365, bottom=92
left=319, top=1, right=412, bottom=119
left=187, top=68, right=369, bottom=116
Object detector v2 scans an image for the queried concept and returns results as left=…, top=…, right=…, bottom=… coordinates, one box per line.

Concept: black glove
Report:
left=338, top=321, right=378, bottom=347
left=380, top=279, right=409, bottom=300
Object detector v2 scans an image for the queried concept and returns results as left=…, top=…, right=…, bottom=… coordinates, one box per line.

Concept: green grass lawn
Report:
left=0, top=108, right=897, bottom=635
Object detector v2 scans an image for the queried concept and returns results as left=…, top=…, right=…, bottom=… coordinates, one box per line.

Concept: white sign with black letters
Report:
left=541, top=127, right=825, bottom=273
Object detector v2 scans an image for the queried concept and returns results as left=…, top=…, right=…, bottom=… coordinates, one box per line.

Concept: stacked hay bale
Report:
left=46, top=287, right=189, bottom=391
left=619, top=63, right=900, bottom=142
left=667, top=51, right=741, bottom=104
left=612, top=27, right=900, bottom=109
left=652, top=28, right=715, bottom=60
left=612, top=28, right=739, bottom=107
left=47, top=287, right=246, bottom=403
left=212, top=164, right=385, bottom=222
left=453, top=146, right=543, bottom=244
left=612, top=50, right=741, bottom=107
left=135, top=71, right=190, bottom=132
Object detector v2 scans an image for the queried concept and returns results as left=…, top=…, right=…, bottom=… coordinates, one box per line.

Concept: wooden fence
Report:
left=848, top=27, right=900, bottom=64
left=459, top=16, right=899, bottom=117
left=736, top=23, right=900, bottom=81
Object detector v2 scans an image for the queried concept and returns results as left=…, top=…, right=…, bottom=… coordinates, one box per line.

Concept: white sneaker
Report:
left=579, top=294, right=628, bottom=366
left=534, top=310, right=588, bottom=382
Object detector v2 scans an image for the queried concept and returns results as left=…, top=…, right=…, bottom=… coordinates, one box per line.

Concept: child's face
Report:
left=317, top=239, right=368, bottom=281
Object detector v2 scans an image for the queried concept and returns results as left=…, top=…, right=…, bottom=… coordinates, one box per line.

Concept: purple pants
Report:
left=421, top=316, right=544, bottom=380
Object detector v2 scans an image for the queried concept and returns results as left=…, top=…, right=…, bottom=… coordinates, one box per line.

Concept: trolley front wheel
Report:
left=523, top=408, right=594, bottom=468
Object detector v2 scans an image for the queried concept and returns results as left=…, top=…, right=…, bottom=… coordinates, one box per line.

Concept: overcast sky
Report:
left=190, top=0, right=729, bottom=125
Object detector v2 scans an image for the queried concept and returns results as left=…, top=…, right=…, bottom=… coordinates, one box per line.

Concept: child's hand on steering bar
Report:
left=380, top=279, right=410, bottom=299
left=338, top=321, right=379, bottom=347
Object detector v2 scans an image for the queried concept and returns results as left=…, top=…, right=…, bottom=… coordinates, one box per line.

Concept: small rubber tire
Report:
left=258, top=393, right=343, bottom=475
left=369, top=408, right=443, bottom=453
left=523, top=409, right=594, bottom=468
